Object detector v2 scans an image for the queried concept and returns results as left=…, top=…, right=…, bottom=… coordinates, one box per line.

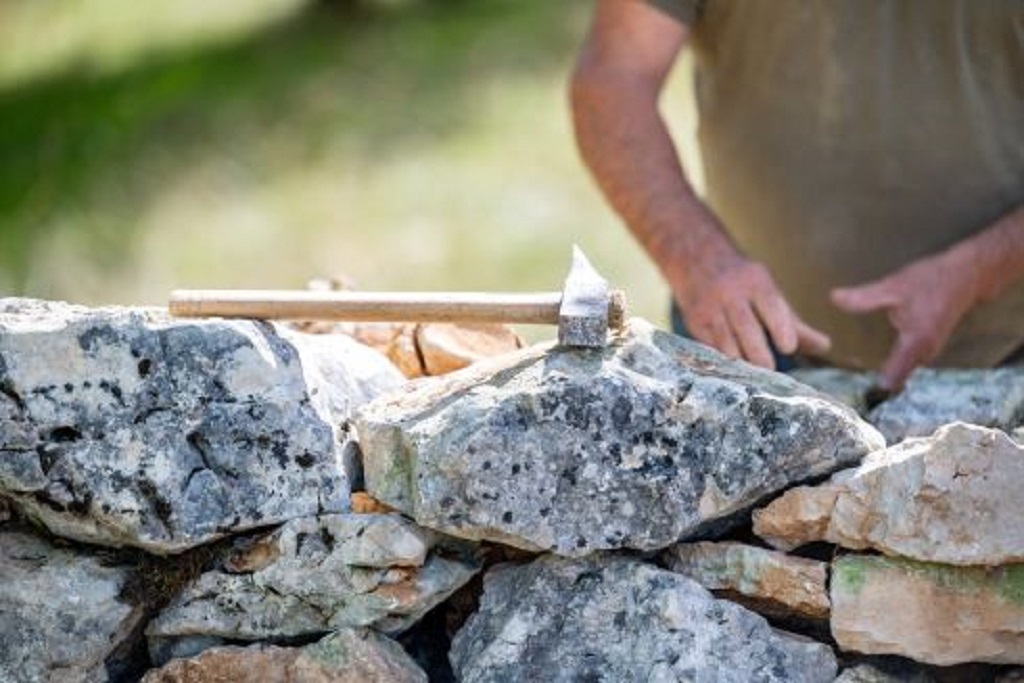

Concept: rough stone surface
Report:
left=358, top=318, right=883, bottom=556
left=141, top=628, right=426, bottom=683
left=788, top=368, right=881, bottom=416
left=0, top=530, right=145, bottom=683
left=0, top=298, right=403, bottom=554
left=416, top=323, right=522, bottom=376
left=868, top=367, right=1024, bottom=444
left=350, top=491, right=397, bottom=514
left=450, top=553, right=837, bottom=682
left=833, top=663, right=935, bottom=682
left=831, top=555, right=1024, bottom=666
left=662, top=541, right=830, bottom=620
left=754, top=424, right=1024, bottom=565
left=146, top=513, right=479, bottom=661
left=752, top=482, right=841, bottom=553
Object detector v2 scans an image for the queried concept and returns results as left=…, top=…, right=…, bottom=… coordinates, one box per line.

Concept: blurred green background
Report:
left=0, top=0, right=699, bottom=333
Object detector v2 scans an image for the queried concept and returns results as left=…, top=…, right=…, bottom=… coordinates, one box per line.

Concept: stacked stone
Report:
left=0, top=299, right=476, bottom=682
left=2, top=297, right=1023, bottom=682
left=355, top=321, right=1024, bottom=681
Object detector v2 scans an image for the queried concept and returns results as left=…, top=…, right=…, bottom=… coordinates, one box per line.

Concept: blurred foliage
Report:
left=0, top=0, right=695, bottom=331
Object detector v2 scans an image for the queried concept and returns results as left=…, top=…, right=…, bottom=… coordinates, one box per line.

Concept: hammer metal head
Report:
left=558, top=246, right=613, bottom=348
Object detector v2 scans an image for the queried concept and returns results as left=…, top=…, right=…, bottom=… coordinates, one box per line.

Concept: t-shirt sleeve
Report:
left=643, top=0, right=704, bottom=26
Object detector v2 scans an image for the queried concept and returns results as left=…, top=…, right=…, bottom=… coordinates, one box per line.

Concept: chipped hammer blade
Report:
left=558, top=245, right=610, bottom=348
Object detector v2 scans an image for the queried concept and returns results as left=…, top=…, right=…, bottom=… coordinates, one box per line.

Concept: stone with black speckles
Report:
left=0, top=298, right=403, bottom=554
left=868, top=367, right=1024, bottom=444
left=357, top=318, right=883, bottom=556
left=0, top=530, right=145, bottom=683
left=450, top=553, right=836, bottom=683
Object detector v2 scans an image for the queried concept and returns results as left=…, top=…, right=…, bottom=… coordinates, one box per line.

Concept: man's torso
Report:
left=652, top=0, right=1024, bottom=368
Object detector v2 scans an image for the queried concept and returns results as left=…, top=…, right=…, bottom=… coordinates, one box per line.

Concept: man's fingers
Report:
left=795, top=319, right=832, bottom=355
left=831, top=279, right=900, bottom=314
left=699, top=314, right=741, bottom=360
left=725, top=301, right=774, bottom=369
left=879, top=335, right=928, bottom=391
left=752, top=290, right=798, bottom=355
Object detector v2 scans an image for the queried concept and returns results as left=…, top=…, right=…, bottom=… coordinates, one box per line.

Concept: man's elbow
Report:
left=569, top=59, right=607, bottom=117
left=569, top=61, right=658, bottom=121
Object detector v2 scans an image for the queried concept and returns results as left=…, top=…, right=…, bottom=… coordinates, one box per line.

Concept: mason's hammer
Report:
left=169, top=246, right=626, bottom=348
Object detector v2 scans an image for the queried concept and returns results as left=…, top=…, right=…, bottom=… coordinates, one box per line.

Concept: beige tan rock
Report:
left=350, top=491, right=398, bottom=514
left=754, top=423, right=1024, bottom=565
left=831, top=555, right=1024, bottom=666
left=291, top=320, right=522, bottom=379
left=662, top=541, right=830, bottom=620
left=416, top=323, right=522, bottom=376
left=752, top=482, right=843, bottom=552
left=141, top=628, right=426, bottom=682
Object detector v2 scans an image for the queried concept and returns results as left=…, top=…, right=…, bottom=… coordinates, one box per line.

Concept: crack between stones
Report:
left=0, top=380, right=26, bottom=412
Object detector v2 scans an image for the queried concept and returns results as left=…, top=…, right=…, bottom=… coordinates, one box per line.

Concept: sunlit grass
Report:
left=0, top=0, right=700, bottom=336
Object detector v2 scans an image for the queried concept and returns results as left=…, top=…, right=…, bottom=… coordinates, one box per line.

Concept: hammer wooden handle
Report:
left=169, top=289, right=564, bottom=324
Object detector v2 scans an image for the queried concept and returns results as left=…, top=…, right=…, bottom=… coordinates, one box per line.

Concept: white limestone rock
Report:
left=146, top=513, right=479, bottom=663
left=0, top=530, right=145, bottom=683
left=754, top=423, right=1024, bottom=565
left=0, top=298, right=403, bottom=554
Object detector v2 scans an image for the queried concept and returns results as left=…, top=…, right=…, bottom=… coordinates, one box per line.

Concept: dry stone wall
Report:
left=1, top=298, right=1023, bottom=682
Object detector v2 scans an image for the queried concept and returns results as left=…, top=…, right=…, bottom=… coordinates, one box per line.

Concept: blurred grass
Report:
left=0, top=0, right=698, bottom=334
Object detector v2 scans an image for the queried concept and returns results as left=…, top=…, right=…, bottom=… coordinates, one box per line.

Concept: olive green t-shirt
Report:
left=647, top=0, right=1024, bottom=368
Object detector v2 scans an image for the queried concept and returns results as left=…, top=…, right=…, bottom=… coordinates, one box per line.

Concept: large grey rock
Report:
left=141, top=628, right=427, bottom=683
left=0, top=298, right=403, bottom=554
left=0, top=530, right=145, bottom=683
left=868, top=368, right=1024, bottom=444
left=831, top=555, right=1024, bottom=666
left=450, top=554, right=837, bottom=682
left=146, top=513, right=479, bottom=661
left=662, top=541, right=830, bottom=621
left=754, top=423, right=1024, bottom=565
left=357, top=318, right=883, bottom=556
left=788, top=368, right=881, bottom=416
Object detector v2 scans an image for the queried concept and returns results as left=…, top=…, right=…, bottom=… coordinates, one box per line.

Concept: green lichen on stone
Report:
left=836, top=555, right=1024, bottom=607
left=832, top=556, right=868, bottom=596
left=996, top=564, right=1024, bottom=606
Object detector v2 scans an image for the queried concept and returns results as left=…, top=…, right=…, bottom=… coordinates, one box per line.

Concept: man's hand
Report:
left=832, top=204, right=1024, bottom=390
left=672, top=248, right=831, bottom=369
left=831, top=250, right=979, bottom=390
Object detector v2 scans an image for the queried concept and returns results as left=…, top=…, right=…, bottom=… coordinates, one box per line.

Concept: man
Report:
left=571, top=0, right=1024, bottom=389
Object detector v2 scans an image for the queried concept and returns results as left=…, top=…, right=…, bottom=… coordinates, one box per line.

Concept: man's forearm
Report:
left=570, top=72, right=737, bottom=292
left=954, top=203, right=1024, bottom=305
left=570, top=0, right=831, bottom=364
